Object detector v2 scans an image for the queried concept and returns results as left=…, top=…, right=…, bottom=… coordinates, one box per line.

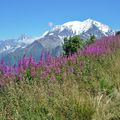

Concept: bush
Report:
left=86, top=34, right=96, bottom=45
left=63, top=36, right=85, bottom=55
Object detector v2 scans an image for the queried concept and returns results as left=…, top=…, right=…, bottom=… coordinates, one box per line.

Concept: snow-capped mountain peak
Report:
left=18, top=34, right=30, bottom=41
left=17, top=34, right=35, bottom=44
left=0, top=35, right=37, bottom=54
left=83, top=19, right=113, bottom=34
left=63, top=19, right=112, bottom=35
left=43, top=19, right=114, bottom=39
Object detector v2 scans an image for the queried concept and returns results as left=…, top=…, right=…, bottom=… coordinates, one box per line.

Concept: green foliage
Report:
left=99, top=79, right=113, bottom=96
left=86, top=34, right=96, bottom=45
left=63, top=35, right=85, bottom=55
left=63, top=35, right=96, bottom=56
left=109, top=116, right=120, bottom=120
left=24, top=68, right=32, bottom=81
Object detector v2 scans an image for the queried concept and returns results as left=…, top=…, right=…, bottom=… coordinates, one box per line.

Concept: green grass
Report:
left=0, top=50, right=120, bottom=120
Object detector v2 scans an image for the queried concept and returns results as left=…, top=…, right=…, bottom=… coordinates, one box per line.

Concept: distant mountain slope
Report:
left=0, top=34, right=41, bottom=55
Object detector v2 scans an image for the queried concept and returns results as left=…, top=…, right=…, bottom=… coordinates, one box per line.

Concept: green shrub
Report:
left=63, top=36, right=85, bottom=55
left=86, top=34, right=96, bottom=45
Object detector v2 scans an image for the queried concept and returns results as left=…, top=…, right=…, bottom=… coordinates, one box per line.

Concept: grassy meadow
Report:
left=0, top=35, right=120, bottom=120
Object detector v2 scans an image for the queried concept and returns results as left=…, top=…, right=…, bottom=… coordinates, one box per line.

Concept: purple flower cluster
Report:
left=0, top=35, right=120, bottom=83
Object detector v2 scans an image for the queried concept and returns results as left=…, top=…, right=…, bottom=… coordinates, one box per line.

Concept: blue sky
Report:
left=0, top=0, right=119, bottom=39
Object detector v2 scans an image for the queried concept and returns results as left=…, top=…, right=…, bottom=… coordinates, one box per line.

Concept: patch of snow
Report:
left=49, top=33, right=54, bottom=36
left=5, top=45, right=11, bottom=50
left=40, top=31, right=49, bottom=38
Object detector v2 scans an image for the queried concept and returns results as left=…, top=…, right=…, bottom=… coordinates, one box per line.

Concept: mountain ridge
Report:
left=0, top=19, right=115, bottom=64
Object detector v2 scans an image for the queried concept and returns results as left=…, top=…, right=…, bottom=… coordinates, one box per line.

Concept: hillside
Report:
left=0, top=35, right=120, bottom=120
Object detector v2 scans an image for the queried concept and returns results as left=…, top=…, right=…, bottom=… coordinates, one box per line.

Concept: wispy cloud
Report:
left=48, top=22, right=54, bottom=27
